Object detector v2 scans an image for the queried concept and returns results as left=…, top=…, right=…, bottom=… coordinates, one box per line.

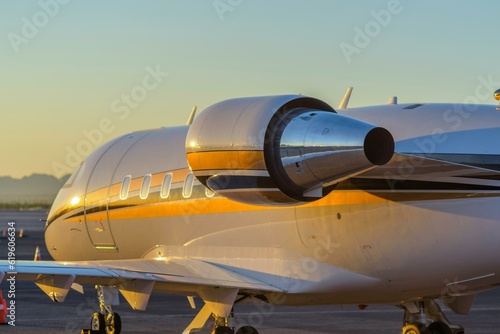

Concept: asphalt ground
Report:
left=1, top=210, right=499, bottom=333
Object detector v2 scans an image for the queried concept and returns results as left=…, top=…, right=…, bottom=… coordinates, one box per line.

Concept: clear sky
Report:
left=1, top=0, right=499, bottom=178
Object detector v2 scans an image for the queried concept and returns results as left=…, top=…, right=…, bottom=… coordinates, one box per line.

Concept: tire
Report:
left=403, top=324, right=421, bottom=334
left=106, top=312, right=122, bottom=334
left=428, top=322, right=452, bottom=334
left=215, top=326, right=234, bottom=334
left=236, top=326, right=259, bottom=334
left=91, top=312, right=105, bottom=334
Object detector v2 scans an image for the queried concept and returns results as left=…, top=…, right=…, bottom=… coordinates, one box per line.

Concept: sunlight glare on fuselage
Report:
left=70, top=196, right=80, bottom=206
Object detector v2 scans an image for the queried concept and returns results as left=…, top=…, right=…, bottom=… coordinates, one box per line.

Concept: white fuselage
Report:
left=44, top=102, right=500, bottom=306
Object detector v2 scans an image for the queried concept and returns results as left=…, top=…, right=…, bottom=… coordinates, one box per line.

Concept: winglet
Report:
left=186, top=106, right=197, bottom=125
left=338, top=87, right=353, bottom=109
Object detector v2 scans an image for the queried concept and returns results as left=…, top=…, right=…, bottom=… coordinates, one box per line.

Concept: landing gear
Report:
left=211, top=311, right=235, bottom=334
left=105, top=312, right=121, bottom=334
left=90, top=312, right=105, bottom=333
left=89, top=285, right=121, bottom=334
left=401, top=300, right=464, bottom=334
left=212, top=326, right=259, bottom=334
left=182, top=288, right=261, bottom=334
left=214, top=326, right=235, bottom=334
left=236, top=326, right=259, bottom=334
left=208, top=312, right=260, bottom=334
left=211, top=324, right=259, bottom=334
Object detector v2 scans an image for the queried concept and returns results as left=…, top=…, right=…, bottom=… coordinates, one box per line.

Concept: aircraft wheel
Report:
left=106, top=312, right=122, bottom=334
left=403, top=324, right=421, bottom=334
left=236, top=325, right=259, bottom=334
left=91, top=312, right=105, bottom=334
left=215, top=326, right=235, bottom=334
left=428, top=322, right=452, bottom=334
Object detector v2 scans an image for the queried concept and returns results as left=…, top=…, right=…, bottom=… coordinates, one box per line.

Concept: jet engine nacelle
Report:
left=186, top=95, right=394, bottom=205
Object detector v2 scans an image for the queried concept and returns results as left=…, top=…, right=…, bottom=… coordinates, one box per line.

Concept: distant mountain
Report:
left=0, top=174, right=70, bottom=204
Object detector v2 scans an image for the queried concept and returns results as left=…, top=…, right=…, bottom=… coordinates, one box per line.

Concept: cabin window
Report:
left=120, top=175, right=132, bottom=200
left=183, top=173, right=194, bottom=198
left=160, top=173, right=173, bottom=199
left=205, top=187, right=215, bottom=198
left=140, top=174, right=152, bottom=199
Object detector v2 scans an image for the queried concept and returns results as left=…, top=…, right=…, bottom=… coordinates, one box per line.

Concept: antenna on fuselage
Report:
left=186, top=106, right=197, bottom=125
left=338, top=87, right=353, bottom=109
left=387, top=96, right=398, bottom=104
left=494, top=89, right=500, bottom=110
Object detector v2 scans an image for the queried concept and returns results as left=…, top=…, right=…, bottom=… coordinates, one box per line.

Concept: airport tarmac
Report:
left=1, top=210, right=500, bottom=333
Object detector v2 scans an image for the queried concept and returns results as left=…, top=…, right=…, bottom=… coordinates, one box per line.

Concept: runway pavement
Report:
left=1, top=210, right=499, bottom=333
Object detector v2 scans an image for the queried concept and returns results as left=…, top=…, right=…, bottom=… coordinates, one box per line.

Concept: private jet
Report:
left=2, top=88, right=500, bottom=334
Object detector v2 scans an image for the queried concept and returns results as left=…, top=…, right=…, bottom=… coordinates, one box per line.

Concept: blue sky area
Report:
left=1, top=0, right=499, bottom=177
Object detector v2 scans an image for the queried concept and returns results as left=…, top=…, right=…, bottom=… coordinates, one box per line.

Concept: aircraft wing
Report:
left=0, top=258, right=283, bottom=310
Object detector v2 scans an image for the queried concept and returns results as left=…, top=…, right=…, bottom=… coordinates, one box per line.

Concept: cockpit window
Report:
left=120, top=175, right=132, bottom=200
left=63, top=162, right=84, bottom=188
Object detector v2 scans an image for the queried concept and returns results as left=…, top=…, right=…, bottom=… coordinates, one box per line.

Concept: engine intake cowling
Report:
left=186, top=95, right=394, bottom=205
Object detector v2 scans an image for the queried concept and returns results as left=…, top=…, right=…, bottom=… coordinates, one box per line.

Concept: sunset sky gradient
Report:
left=1, top=0, right=499, bottom=178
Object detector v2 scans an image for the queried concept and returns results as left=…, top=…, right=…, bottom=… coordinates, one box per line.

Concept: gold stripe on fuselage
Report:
left=53, top=166, right=500, bottom=226
left=64, top=186, right=500, bottom=224
left=48, top=168, right=192, bottom=225
left=187, top=150, right=266, bottom=171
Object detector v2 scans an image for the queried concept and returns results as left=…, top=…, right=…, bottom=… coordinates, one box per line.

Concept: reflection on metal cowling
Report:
left=186, top=95, right=394, bottom=205
left=267, top=110, right=394, bottom=201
